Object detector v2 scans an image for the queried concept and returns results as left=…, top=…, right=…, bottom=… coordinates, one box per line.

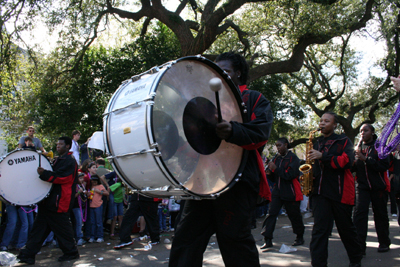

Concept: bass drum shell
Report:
left=0, top=149, right=53, bottom=206
left=104, top=56, right=247, bottom=198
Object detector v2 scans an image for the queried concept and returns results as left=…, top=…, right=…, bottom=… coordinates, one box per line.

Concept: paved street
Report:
left=10, top=209, right=400, bottom=266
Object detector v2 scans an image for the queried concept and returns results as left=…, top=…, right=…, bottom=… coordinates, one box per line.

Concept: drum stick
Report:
left=209, top=78, right=223, bottom=123
left=38, top=151, right=41, bottom=168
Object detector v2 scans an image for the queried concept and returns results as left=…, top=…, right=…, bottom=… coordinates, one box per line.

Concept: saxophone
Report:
left=299, top=129, right=320, bottom=196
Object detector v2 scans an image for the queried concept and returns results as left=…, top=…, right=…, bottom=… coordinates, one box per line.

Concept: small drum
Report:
left=103, top=56, right=248, bottom=198
left=0, top=149, right=53, bottom=205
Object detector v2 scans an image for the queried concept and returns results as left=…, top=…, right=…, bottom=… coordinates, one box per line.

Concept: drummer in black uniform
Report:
left=169, top=52, right=274, bottom=267
left=18, top=137, right=79, bottom=264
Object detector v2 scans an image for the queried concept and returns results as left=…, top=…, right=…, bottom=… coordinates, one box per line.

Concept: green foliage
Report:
left=34, top=22, right=181, bottom=142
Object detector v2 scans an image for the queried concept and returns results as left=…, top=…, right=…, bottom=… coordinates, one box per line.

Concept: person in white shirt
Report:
left=70, top=130, right=81, bottom=165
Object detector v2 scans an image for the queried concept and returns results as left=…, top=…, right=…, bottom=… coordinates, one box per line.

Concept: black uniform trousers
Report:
left=389, top=178, right=397, bottom=214
left=169, top=181, right=259, bottom=267
left=261, top=196, right=304, bottom=239
left=310, top=195, right=362, bottom=267
left=396, top=198, right=400, bottom=226
left=353, top=188, right=390, bottom=252
left=119, top=198, right=159, bottom=243
left=19, top=208, right=78, bottom=259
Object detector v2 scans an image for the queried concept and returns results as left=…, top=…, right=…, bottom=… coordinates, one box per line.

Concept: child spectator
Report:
left=80, top=160, right=93, bottom=240
left=22, top=137, right=36, bottom=150
left=72, top=173, right=87, bottom=246
left=80, top=160, right=93, bottom=191
left=88, top=175, right=109, bottom=243
left=109, top=177, right=126, bottom=239
left=158, top=199, right=169, bottom=232
left=168, top=197, right=181, bottom=231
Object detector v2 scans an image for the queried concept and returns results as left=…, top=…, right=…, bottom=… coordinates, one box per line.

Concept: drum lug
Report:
left=150, top=66, right=160, bottom=73
left=150, top=143, right=158, bottom=149
left=150, top=143, right=162, bottom=157
left=195, top=54, right=205, bottom=60
left=162, top=185, right=173, bottom=191
left=142, top=93, right=156, bottom=102
left=147, top=92, right=156, bottom=99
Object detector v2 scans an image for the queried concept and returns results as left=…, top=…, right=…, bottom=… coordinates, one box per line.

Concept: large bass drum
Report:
left=103, top=56, right=248, bottom=198
left=0, top=149, right=53, bottom=205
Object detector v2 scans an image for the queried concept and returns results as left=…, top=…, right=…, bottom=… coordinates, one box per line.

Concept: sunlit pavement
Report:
left=11, top=206, right=400, bottom=266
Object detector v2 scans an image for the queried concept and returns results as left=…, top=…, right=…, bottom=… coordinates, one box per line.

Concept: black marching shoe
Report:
left=58, top=252, right=80, bottom=262
left=260, top=238, right=273, bottom=249
left=292, top=237, right=304, bottom=246
left=377, top=244, right=390, bottom=253
left=349, top=262, right=361, bottom=267
left=17, top=254, right=35, bottom=265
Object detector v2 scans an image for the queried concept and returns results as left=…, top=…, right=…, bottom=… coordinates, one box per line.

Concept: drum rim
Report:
left=149, top=55, right=249, bottom=198
left=0, top=149, right=53, bottom=206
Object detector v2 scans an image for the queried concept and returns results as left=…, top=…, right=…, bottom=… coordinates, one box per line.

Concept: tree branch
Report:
left=249, top=0, right=375, bottom=81
left=217, top=20, right=250, bottom=53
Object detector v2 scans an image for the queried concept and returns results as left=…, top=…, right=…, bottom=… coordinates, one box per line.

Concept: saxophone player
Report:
left=308, top=112, right=362, bottom=267
left=260, top=137, right=305, bottom=249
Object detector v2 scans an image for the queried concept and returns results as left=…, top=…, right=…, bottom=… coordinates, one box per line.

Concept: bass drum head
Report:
left=151, top=57, right=245, bottom=196
left=0, top=150, right=53, bottom=205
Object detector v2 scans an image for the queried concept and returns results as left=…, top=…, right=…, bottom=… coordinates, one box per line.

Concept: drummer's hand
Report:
left=308, top=149, right=322, bottom=161
left=268, top=161, right=276, bottom=171
left=216, top=120, right=232, bottom=140
left=37, top=167, right=45, bottom=175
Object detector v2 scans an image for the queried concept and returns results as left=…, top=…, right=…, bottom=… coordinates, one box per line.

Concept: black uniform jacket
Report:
left=352, top=140, right=390, bottom=192
left=268, top=151, right=303, bottom=201
left=39, top=152, right=78, bottom=213
left=312, top=133, right=355, bottom=205
left=226, top=85, right=274, bottom=194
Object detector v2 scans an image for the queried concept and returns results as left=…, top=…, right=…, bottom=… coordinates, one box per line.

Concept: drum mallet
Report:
left=209, top=77, right=223, bottom=123
left=38, top=151, right=41, bottom=168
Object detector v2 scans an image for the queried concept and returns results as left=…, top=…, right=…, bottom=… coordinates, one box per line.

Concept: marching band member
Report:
left=353, top=123, right=390, bottom=254
left=17, top=137, right=79, bottom=264
left=260, top=137, right=305, bottom=249
left=308, top=111, right=362, bottom=267
left=389, top=150, right=400, bottom=225
left=169, top=52, right=273, bottom=267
